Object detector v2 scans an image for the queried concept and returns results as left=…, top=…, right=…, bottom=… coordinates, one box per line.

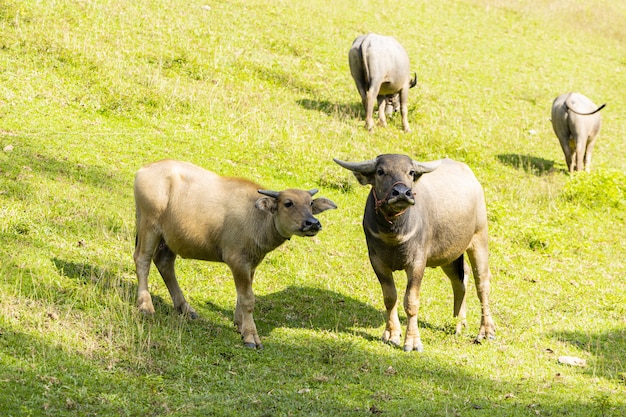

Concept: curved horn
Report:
left=308, top=188, right=319, bottom=196
left=258, top=190, right=280, bottom=199
left=333, top=158, right=377, bottom=174
left=409, top=72, right=417, bottom=88
left=412, top=159, right=442, bottom=174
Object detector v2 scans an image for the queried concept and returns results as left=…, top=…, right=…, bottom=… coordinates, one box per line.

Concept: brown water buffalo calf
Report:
left=334, top=154, right=495, bottom=352
left=349, top=33, right=417, bottom=132
left=551, top=92, right=606, bottom=172
left=133, top=160, right=337, bottom=348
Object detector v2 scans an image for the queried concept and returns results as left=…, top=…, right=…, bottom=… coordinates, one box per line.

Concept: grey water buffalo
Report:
left=334, top=154, right=495, bottom=351
left=551, top=92, right=606, bottom=172
left=133, top=160, right=337, bottom=348
left=349, top=33, right=417, bottom=132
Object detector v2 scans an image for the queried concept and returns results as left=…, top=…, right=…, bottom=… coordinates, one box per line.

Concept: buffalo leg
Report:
left=134, top=229, right=160, bottom=315
left=583, top=137, right=596, bottom=172
left=228, top=262, right=262, bottom=349
left=371, top=256, right=401, bottom=346
left=365, top=82, right=381, bottom=132
left=441, top=256, right=468, bottom=335
left=467, top=232, right=496, bottom=341
left=377, top=96, right=388, bottom=127
left=403, top=263, right=426, bottom=352
left=575, top=135, right=588, bottom=172
left=355, top=83, right=368, bottom=121
left=557, top=134, right=574, bottom=172
left=153, top=242, right=197, bottom=318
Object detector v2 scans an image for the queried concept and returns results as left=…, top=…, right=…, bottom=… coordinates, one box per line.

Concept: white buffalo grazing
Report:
left=334, top=154, right=496, bottom=351
left=551, top=92, right=606, bottom=172
left=133, top=160, right=337, bottom=348
left=349, top=33, right=417, bottom=133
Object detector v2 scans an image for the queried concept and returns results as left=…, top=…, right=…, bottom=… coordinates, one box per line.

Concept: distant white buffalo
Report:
left=551, top=92, right=606, bottom=172
left=349, top=33, right=417, bottom=132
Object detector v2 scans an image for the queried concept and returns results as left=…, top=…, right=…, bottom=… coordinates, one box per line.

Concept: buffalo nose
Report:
left=391, top=184, right=413, bottom=198
left=304, top=217, right=321, bottom=230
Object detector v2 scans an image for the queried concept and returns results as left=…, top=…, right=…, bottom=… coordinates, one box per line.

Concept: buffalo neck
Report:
left=365, top=192, right=413, bottom=229
left=258, top=210, right=290, bottom=250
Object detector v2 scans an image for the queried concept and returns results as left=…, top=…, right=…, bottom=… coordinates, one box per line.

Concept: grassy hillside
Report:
left=1, top=0, right=625, bottom=415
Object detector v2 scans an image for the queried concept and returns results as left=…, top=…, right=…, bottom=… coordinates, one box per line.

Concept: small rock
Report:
left=3, top=145, right=13, bottom=153
left=558, top=355, right=586, bottom=367
left=384, top=365, right=397, bottom=375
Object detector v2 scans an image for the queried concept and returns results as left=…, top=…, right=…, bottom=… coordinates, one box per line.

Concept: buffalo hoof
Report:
left=137, top=296, right=155, bottom=316
left=138, top=307, right=155, bottom=316
left=382, top=338, right=400, bottom=347
left=403, top=343, right=424, bottom=352
left=382, top=330, right=402, bottom=347
left=244, top=342, right=263, bottom=350
left=176, top=303, right=198, bottom=319
left=382, top=335, right=401, bottom=348
left=473, top=334, right=496, bottom=344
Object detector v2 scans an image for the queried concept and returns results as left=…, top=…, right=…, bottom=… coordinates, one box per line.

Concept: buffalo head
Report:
left=334, top=154, right=440, bottom=218
left=257, top=189, right=337, bottom=237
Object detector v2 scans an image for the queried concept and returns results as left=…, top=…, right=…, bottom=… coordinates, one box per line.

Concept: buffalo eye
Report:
left=284, top=200, right=294, bottom=208
left=409, top=170, right=417, bottom=179
left=377, top=168, right=385, bottom=176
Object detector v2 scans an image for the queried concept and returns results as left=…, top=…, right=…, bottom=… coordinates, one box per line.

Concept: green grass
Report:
left=1, top=0, right=626, bottom=415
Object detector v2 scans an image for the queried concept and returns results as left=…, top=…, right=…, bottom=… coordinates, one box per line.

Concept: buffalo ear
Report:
left=255, top=196, right=278, bottom=214
left=312, top=198, right=338, bottom=214
left=352, top=171, right=373, bottom=186
left=333, top=158, right=377, bottom=186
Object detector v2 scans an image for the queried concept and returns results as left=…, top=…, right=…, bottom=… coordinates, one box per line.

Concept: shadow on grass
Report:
left=7, top=258, right=625, bottom=416
left=53, top=258, right=116, bottom=284
left=51, top=256, right=466, bottom=341
left=297, top=98, right=362, bottom=121
left=204, top=285, right=454, bottom=343
left=2, top=318, right=623, bottom=416
left=50, top=257, right=180, bottom=315
left=497, top=153, right=558, bottom=176
left=551, top=328, right=626, bottom=382
left=204, top=286, right=382, bottom=342
left=0, top=143, right=128, bottom=200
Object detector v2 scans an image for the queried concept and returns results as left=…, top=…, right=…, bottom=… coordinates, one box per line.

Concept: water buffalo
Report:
left=551, top=92, right=606, bottom=172
left=348, top=33, right=417, bottom=132
left=133, top=160, right=337, bottom=349
left=334, top=154, right=495, bottom=351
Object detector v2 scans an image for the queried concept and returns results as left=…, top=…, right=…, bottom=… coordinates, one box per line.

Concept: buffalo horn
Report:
left=409, top=72, right=418, bottom=88
left=413, top=159, right=442, bottom=174
left=333, top=158, right=377, bottom=174
left=308, top=189, right=319, bottom=196
left=258, top=190, right=280, bottom=199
